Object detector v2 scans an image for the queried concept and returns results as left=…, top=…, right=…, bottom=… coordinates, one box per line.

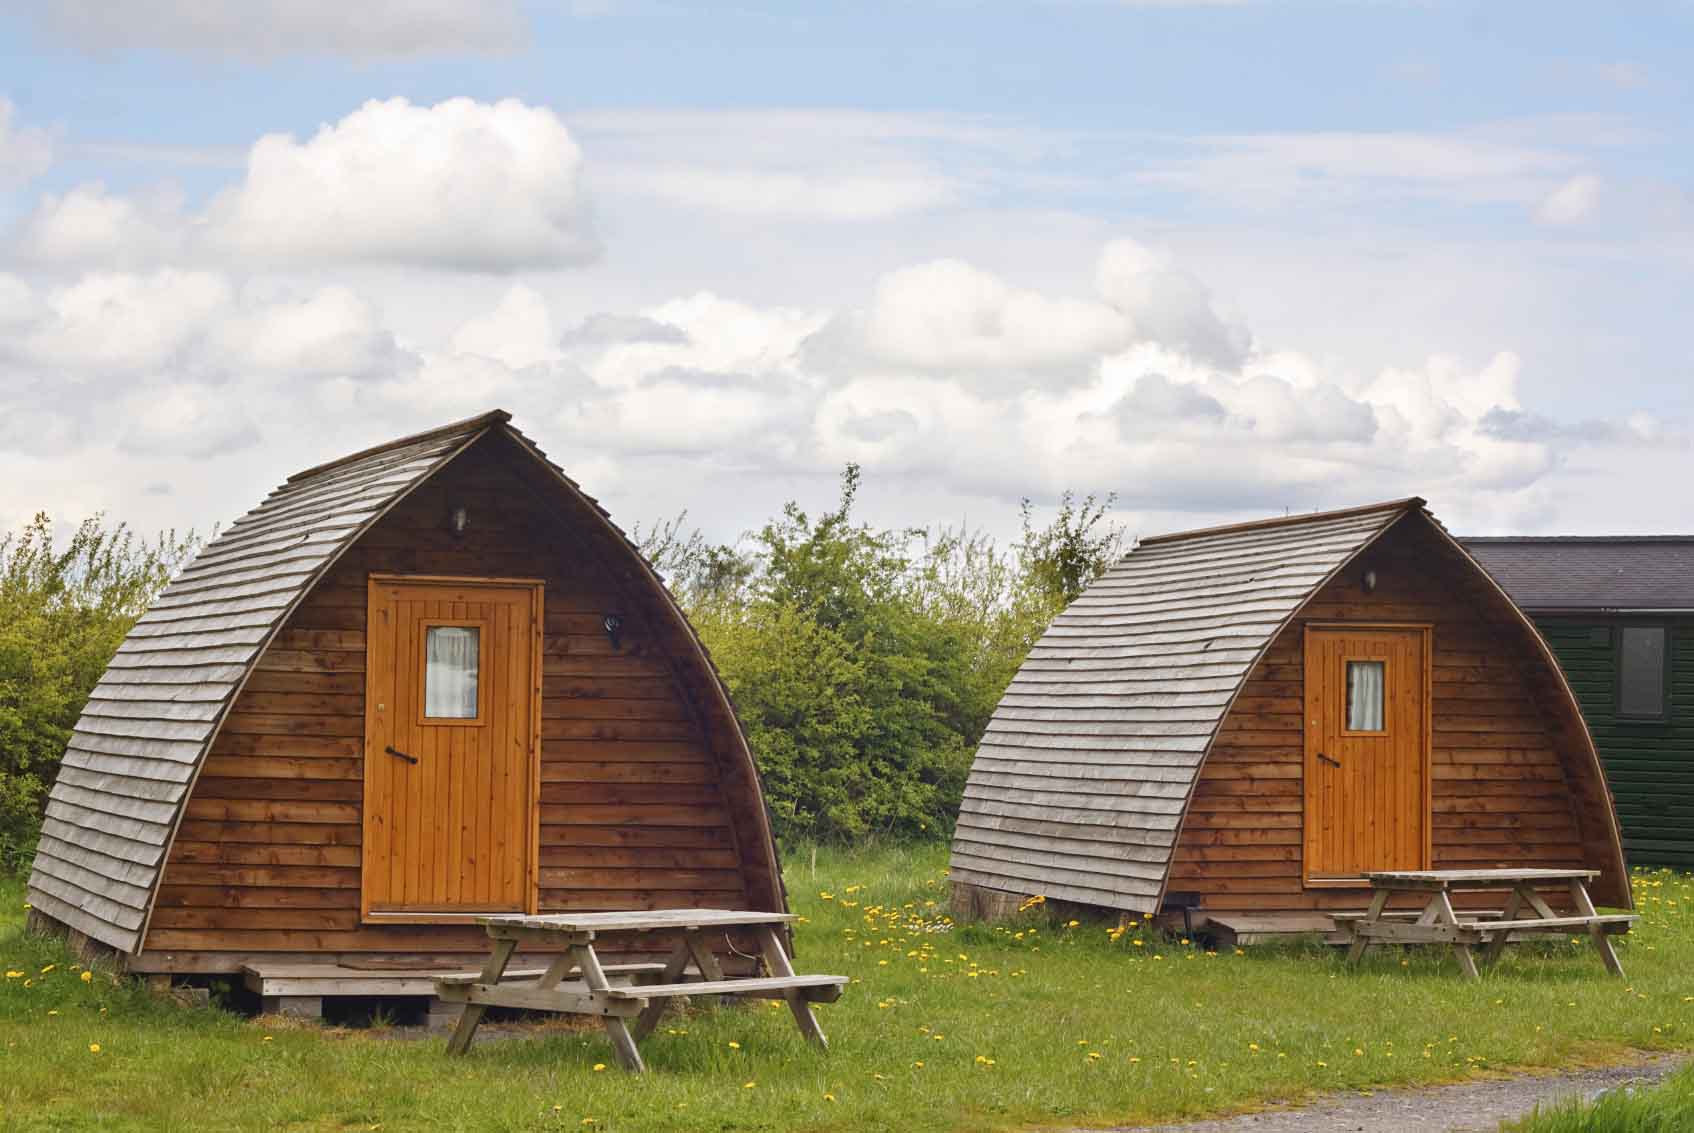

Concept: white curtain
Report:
left=1347, top=660, right=1384, bottom=731
left=425, top=626, right=480, bottom=718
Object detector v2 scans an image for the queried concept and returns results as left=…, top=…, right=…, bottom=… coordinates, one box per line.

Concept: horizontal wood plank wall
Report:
left=141, top=437, right=753, bottom=967
left=1169, top=519, right=1589, bottom=913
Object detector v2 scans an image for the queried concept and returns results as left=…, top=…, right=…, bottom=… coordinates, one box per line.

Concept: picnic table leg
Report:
left=632, top=938, right=694, bottom=1041
left=575, top=944, right=646, bottom=1073
left=1569, top=879, right=1626, bottom=979
left=1430, top=891, right=1480, bottom=981
left=685, top=931, right=726, bottom=982
left=756, top=924, right=828, bottom=1050
left=1482, top=888, right=1526, bottom=966
left=446, top=935, right=517, bottom=1056
left=1347, top=889, right=1390, bottom=964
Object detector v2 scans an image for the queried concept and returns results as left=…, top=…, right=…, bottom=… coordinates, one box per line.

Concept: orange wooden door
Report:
left=362, top=577, right=542, bottom=920
left=1303, top=626, right=1429, bottom=883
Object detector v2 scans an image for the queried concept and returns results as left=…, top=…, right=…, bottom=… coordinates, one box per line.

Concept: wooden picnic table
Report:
left=435, top=909, right=848, bottom=1073
left=1336, top=868, right=1637, bottom=980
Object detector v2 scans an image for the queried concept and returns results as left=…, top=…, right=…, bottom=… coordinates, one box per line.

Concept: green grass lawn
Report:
left=2, top=847, right=1692, bottom=1132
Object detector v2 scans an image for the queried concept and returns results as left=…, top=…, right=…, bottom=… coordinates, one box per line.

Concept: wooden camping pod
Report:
left=27, top=410, right=786, bottom=974
left=949, top=499, right=1632, bottom=922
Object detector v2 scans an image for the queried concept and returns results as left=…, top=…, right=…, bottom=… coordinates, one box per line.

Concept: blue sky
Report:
left=1, top=1, right=1689, bottom=544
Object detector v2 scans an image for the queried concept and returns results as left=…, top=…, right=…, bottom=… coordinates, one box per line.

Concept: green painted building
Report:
left=1466, top=537, right=1694, bottom=867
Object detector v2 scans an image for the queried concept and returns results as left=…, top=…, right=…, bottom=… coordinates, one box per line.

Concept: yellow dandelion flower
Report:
left=89, top=1043, right=101, bottom=1054
left=728, top=1041, right=741, bottom=1049
left=592, top=1063, right=606, bottom=1072
left=823, top=1093, right=836, bottom=1102
left=80, top=971, right=92, bottom=983
left=39, top=964, right=55, bottom=975
left=743, top=1081, right=756, bottom=1089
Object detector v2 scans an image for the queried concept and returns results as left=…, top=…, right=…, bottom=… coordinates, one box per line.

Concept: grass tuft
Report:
left=1504, top=1063, right=1694, bottom=1132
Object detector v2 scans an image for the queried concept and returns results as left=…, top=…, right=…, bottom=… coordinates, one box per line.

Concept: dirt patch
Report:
left=1102, top=1052, right=1690, bottom=1133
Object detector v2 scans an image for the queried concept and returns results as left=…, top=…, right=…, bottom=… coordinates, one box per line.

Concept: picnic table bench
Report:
left=436, top=909, right=848, bottom=1073
left=1334, top=868, right=1637, bottom=980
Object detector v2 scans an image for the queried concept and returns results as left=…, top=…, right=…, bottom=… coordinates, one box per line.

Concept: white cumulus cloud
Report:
left=204, top=98, right=596, bottom=271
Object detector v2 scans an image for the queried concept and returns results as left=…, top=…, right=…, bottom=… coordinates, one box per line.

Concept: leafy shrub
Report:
left=642, top=467, right=1122, bottom=844
left=0, top=514, right=202, bottom=872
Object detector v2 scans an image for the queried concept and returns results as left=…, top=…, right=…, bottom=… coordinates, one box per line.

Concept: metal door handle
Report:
left=1316, top=752, right=1341, bottom=768
left=385, top=745, right=419, bottom=765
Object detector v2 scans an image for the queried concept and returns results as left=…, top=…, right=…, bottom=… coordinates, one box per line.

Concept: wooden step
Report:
left=1201, top=913, right=1337, bottom=946
left=601, top=975, right=848, bottom=1001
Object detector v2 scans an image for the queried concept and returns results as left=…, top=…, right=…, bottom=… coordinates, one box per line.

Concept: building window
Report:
left=424, top=625, right=480, bottom=719
left=1617, top=625, right=1668, bottom=719
left=1346, top=660, right=1386, bottom=732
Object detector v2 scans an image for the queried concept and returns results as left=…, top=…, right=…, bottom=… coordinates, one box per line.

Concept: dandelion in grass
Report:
left=743, top=1081, right=756, bottom=1089
left=89, top=1043, right=101, bottom=1054
left=592, top=1063, right=606, bottom=1072
left=727, top=1041, right=741, bottom=1050
left=39, top=965, right=55, bottom=975
left=823, top=1093, right=836, bottom=1102
left=80, top=971, right=92, bottom=983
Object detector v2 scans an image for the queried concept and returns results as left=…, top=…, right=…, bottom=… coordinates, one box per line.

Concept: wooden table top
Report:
left=1364, top=868, right=1599, bottom=887
left=477, top=909, right=797, bottom=933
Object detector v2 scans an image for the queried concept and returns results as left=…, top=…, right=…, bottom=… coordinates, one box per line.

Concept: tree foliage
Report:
left=642, top=467, right=1125, bottom=845
left=0, top=515, right=203, bottom=870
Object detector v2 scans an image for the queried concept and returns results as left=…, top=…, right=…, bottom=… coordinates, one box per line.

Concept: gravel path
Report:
left=1103, top=1053, right=1689, bottom=1133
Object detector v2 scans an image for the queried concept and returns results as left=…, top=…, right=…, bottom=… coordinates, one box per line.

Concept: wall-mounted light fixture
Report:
left=602, top=613, right=625, bottom=651
left=1362, top=567, right=1378, bottom=594
left=449, top=505, right=469, bottom=536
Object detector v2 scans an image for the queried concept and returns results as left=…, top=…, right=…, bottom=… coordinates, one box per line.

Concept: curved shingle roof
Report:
left=949, top=498, right=1424, bottom=913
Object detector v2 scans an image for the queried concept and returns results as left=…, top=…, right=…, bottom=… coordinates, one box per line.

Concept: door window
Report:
left=424, top=624, right=480, bottom=720
left=1345, top=659, right=1386, bottom=732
